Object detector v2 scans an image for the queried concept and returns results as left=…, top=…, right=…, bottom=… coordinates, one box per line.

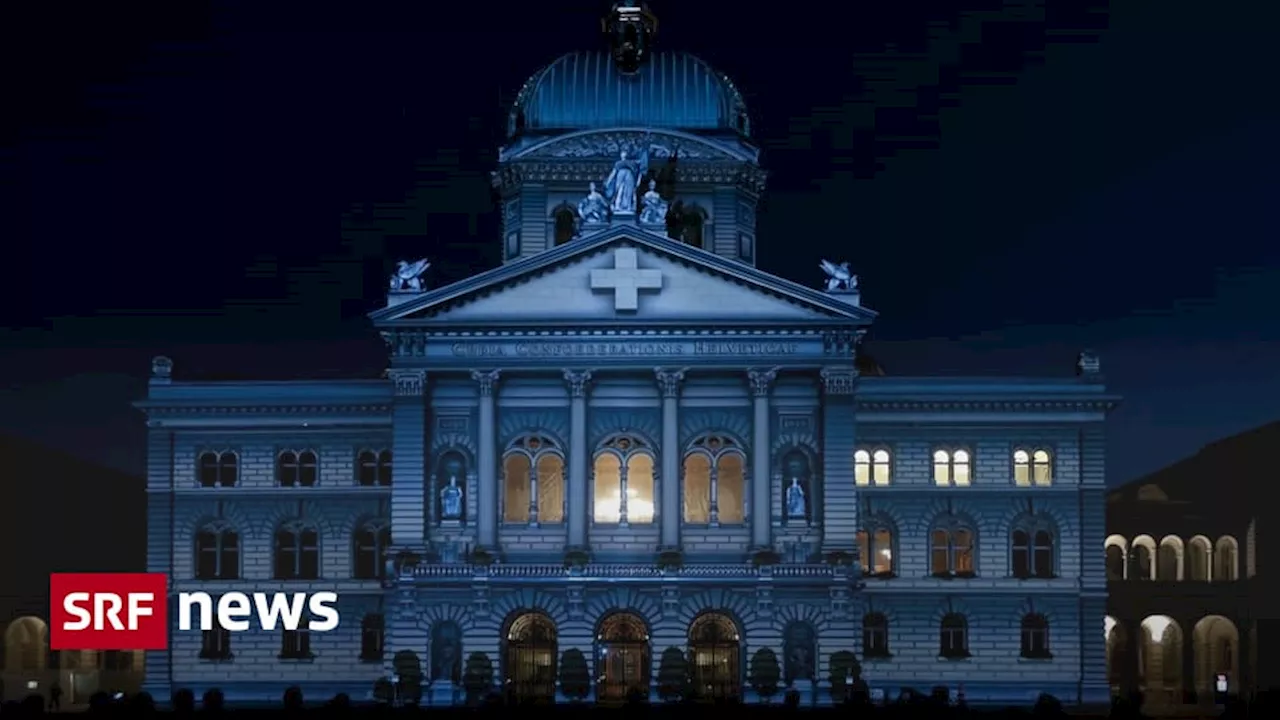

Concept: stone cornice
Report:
left=404, top=562, right=850, bottom=584
left=492, top=161, right=766, bottom=195
left=140, top=403, right=391, bottom=418
left=856, top=398, right=1119, bottom=412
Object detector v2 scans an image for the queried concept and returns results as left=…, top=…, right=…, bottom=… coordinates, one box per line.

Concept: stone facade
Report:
left=131, top=6, right=1119, bottom=706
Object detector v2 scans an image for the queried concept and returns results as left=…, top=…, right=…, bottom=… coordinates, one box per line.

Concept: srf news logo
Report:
left=50, top=573, right=339, bottom=650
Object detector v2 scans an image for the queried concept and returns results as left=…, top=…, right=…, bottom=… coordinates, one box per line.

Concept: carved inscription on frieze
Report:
left=451, top=340, right=801, bottom=359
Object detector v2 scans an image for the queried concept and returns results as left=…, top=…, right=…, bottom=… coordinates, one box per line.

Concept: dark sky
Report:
left=1, top=0, right=1276, bottom=484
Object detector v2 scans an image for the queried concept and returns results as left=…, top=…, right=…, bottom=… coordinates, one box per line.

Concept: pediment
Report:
left=372, top=228, right=874, bottom=328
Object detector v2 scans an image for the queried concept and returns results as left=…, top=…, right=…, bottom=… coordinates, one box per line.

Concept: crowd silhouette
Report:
left=0, top=685, right=1271, bottom=716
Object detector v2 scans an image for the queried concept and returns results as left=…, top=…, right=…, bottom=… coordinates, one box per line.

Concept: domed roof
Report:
left=508, top=50, right=749, bottom=138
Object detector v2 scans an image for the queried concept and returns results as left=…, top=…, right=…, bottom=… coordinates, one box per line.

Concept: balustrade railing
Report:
left=405, top=562, right=845, bottom=580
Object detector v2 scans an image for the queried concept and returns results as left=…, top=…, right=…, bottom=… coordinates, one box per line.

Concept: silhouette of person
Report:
left=48, top=681, right=62, bottom=711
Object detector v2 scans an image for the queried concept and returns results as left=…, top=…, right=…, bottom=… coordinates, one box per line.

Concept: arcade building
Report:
left=1104, top=422, right=1273, bottom=705
left=126, top=2, right=1116, bottom=705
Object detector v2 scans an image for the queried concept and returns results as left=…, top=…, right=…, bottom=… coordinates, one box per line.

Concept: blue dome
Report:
left=508, top=50, right=749, bottom=138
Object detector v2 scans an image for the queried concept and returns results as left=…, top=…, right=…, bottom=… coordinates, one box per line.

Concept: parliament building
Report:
left=122, top=2, right=1117, bottom=706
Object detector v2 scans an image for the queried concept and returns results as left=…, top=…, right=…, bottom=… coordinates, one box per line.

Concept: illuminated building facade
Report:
left=136, top=3, right=1116, bottom=705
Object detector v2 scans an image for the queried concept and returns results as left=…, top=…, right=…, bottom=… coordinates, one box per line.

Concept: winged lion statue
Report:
left=390, top=258, right=431, bottom=292
left=819, top=259, right=857, bottom=292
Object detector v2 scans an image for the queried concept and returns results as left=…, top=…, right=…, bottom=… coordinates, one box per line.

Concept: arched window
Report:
left=856, top=517, right=895, bottom=576
left=1130, top=538, right=1155, bottom=580
left=552, top=205, right=577, bottom=246
left=198, top=451, right=238, bottom=487
left=195, top=521, right=240, bottom=580
left=281, top=618, right=312, bottom=660
left=676, top=205, right=707, bottom=248
left=357, top=449, right=392, bottom=486
left=1214, top=536, right=1238, bottom=581
left=278, top=450, right=319, bottom=487
left=274, top=521, right=320, bottom=580
left=5, top=617, right=48, bottom=671
left=352, top=519, right=390, bottom=580
left=1010, top=517, right=1056, bottom=579
left=682, top=434, right=746, bottom=525
left=593, top=434, right=655, bottom=525
left=1020, top=614, right=1051, bottom=658
left=854, top=448, right=892, bottom=486
left=930, top=518, right=976, bottom=576
left=1156, top=537, right=1182, bottom=580
left=1106, top=543, right=1126, bottom=580
left=503, top=434, right=566, bottom=525
left=933, top=449, right=971, bottom=486
left=862, top=612, right=890, bottom=658
left=1187, top=536, right=1212, bottom=581
left=360, top=614, right=384, bottom=662
left=1014, top=448, right=1055, bottom=486
left=200, top=621, right=232, bottom=660
left=939, top=613, right=969, bottom=659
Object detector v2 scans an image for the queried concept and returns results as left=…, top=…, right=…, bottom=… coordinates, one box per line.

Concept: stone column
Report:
left=564, top=370, right=592, bottom=550
left=1181, top=628, right=1196, bottom=703
left=655, top=369, right=685, bottom=549
left=747, top=368, right=776, bottom=549
left=819, top=367, right=857, bottom=553
left=1119, top=619, right=1140, bottom=699
left=388, top=368, right=428, bottom=550
left=472, top=370, right=500, bottom=549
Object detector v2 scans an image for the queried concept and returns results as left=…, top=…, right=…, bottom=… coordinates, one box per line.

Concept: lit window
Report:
left=933, top=449, right=971, bottom=486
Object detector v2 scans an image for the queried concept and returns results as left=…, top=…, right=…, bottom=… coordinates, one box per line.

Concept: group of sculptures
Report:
left=386, top=138, right=858, bottom=294
left=576, top=148, right=668, bottom=226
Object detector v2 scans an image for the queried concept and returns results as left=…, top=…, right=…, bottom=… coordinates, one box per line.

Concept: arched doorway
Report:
left=596, top=612, right=650, bottom=701
left=1193, top=616, right=1239, bottom=696
left=688, top=612, right=741, bottom=701
left=1106, top=617, right=1128, bottom=692
left=4, top=617, right=48, bottom=672
left=1140, top=615, right=1183, bottom=705
left=503, top=612, right=557, bottom=702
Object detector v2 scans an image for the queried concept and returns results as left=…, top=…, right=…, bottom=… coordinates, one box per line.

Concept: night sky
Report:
left=1, top=0, right=1276, bottom=485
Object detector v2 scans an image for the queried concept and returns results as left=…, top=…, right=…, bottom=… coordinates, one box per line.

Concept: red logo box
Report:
left=50, top=573, right=168, bottom=650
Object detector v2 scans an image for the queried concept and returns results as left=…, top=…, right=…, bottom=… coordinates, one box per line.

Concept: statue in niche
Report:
left=782, top=450, right=811, bottom=522
left=638, top=179, right=668, bottom=225
left=577, top=182, right=609, bottom=224
left=787, top=477, right=806, bottom=519
left=430, top=622, right=462, bottom=682
left=602, top=148, right=648, bottom=215
left=783, top=623, right=816, bottom=684
left=438, top=452, right=466, bottom=521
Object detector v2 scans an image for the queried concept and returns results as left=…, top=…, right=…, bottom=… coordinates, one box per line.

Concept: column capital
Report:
left=470, top=370, right=501, bottom=397
left=387, top=368, right=427, bottom=397
left=746, top=367, right=778, bottom=397
left=562, top=370, right=593, bottom=398
left=654, top=368, right=686, bottom=398
left=819, top=366, right=857, bottom=395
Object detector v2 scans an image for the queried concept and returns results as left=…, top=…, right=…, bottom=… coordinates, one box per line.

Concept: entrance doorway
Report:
left=596, top=612, right=650, bottom=701
left=503, top=612, right=557, bottom=703
left=688, top=612, right=741, bottom=700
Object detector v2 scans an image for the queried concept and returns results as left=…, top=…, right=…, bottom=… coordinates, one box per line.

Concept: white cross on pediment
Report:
left=590, top=247, right=663, bottom=311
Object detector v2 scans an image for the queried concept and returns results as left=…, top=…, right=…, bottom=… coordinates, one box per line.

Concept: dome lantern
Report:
left=602, top=1, right=658, bottom=74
